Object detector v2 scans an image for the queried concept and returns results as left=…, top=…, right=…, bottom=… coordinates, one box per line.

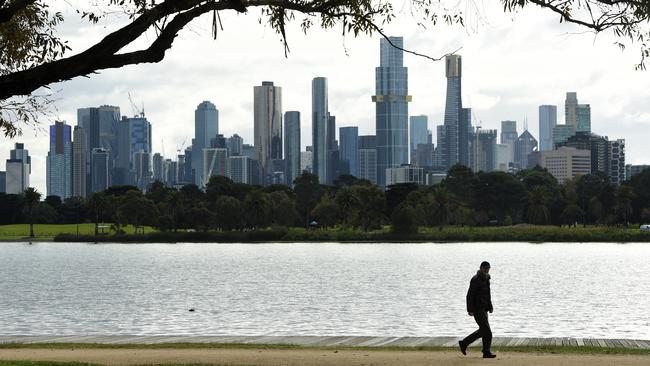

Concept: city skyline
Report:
left=2, top=4, right=650, bottom=193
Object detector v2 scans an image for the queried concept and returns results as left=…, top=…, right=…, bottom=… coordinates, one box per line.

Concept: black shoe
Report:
left=458, top=341, right=467, bottom=355
left=483, top=352, right=497, bottom=358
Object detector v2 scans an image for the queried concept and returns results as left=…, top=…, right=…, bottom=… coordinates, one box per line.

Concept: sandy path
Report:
left=1, top=348, right=649, bottom=366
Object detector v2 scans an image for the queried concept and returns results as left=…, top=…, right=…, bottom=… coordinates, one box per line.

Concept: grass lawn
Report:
left=0, top=224, right=156, bottom=242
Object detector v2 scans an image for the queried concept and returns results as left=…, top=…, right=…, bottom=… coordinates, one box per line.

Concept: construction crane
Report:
left=176, top=139, right=187, bottom=155
left=128, top=92, right=145, bottom=118
left=471, top=109, right=483, bottom=129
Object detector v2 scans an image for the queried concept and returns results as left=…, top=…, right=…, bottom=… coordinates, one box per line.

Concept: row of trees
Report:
left=2, top=165, right=650, bottom=235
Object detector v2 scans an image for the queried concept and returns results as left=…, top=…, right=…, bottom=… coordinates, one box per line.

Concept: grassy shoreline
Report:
left=2, top=224, right=650, bottom=243
left=0, top=342, right=648, bottom=355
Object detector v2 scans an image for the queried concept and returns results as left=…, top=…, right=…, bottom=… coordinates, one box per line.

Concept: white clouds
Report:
left=2, top=3, right=650, bottom=193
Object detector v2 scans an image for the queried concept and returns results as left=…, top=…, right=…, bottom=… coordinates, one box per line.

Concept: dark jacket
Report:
left=466, top=270, right=493, bottom=313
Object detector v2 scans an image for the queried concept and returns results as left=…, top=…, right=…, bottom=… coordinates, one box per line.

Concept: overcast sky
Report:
left=2, top=1, right=650, bottom=194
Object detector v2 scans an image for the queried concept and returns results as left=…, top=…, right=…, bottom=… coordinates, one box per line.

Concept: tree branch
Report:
left=0, top=0, right=383, bottom=100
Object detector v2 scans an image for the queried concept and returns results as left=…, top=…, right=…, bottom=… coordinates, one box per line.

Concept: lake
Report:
left=0, top=242, right=648, bottom=339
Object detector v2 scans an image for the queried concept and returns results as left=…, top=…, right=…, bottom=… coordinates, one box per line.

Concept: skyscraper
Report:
left=5, top=143, right=30, bottom=194
left=152, top=153, right=164, bottom=182
left=339, top=126, right=359, bottom=176
left=609, top=139, right=626, bottom=185
left=539, top=105, right=557, bottom=151
left=514, top=130, right=539, bottom=170
left=47, top=121, right=72, bottom=199
left=500, top=120, right=518, bottom=145
left=91, top=148, right=110, bottom=193
left=443, top=54, right=463, bottom=169
left=553, top=124, right=576, bottom=148
left=116, top=116, right=152, bottom=171
left=284, top=111, right=300, bottom=186
left=358, top=135, right=377, bottom=185
left=78, top=105, right=120, bottom=192
left=409, top=115, right=428, bottom=164
left=469, top=128, right=497, bottom=172
left=133, top=151, right=152, bottom=190
left=203, top=148, right=229, bottom=182
left=183, top=147, right=193, bottom=184
left=163, top=159, right=178, bottom=187
left=435, top=124, right=446, bottom=168
left=414, top=143, right=435, bottom=167
left=327, top=114, right=339, bottom=184
left=312, top=77, right=329, bottom=183
left=227, top=134, right=244, bottom=156
left=72, top=126, right=86, bottom=197
left=229, top=156, right=252, bottom=184
left=192, top=101, right=219, bottom=186
left=565, top=92, right=578, bottom=127
left=254, top=81, right=283, bottom=182
left=459, top=107, right=472, bottom=166
left=373, top=36, right=410, bottom=186
left=577, top=104, right=591, bottom=133
left=300, top=148, right=313, bottom=175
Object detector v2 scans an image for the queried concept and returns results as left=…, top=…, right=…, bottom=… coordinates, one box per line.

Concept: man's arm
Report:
left=466, top=277, right=476, bottom=315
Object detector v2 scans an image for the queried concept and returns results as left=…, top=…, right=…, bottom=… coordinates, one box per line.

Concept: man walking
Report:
left=459, top=261, right=496, bottom=358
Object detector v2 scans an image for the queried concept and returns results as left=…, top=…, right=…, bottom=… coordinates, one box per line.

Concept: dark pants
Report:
left=461, top=310, right=492, bottom=353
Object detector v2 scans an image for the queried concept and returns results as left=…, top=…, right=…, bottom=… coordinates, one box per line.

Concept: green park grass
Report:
left=0, top=342, right=648, bottom=355
left=0, top=224, right=156, bottom=242
left=2, top=223, right=650, bottom=243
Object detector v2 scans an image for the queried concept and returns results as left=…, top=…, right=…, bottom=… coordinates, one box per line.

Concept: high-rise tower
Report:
left=443, top=55, right=463, bottom=169
left=5, top=143, right=30, bottom=194
left=47, top=121, right=73, bottom=198
left=373, top=36, right=410, bottom=186
left=72, top=126, right=86, bottom=197
left=565, top=92, right=578, bottom=127
left=192, top=101, right=219, bottom=186
left=539, top=105, right=557, bottom=151
left=254, top=81, right=283, bottom=182
left=284, top=111, right=300, bottom=185
left=339, top=126, right=359, bottom=176
left=312, top=77, right=329, bottom=184
left=409, top=115, right=428, bottom=164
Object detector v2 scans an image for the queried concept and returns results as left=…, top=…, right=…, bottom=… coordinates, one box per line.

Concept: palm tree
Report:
left=527, top=186, right=550, bottom=225
left=335, top=188, right=360, bottom=228
left=23, top=187, right=42, bottom=238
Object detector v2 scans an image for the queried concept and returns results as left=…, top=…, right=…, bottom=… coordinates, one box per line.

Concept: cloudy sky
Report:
left=2, top=0, right=650, bottom=194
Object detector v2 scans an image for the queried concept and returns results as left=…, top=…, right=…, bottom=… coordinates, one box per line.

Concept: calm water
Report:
left=0, top=242, right=648, bottom=339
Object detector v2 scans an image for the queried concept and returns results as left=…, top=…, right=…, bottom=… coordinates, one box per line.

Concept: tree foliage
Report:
left=0, top=0, right=649, bottom=136
left=5, top=168, right=650, bottom=235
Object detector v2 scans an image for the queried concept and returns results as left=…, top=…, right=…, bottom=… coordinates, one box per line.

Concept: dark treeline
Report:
left=2, top=165, right=650, bottom=235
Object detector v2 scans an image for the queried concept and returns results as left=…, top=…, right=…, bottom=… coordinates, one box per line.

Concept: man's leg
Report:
left=474, top=311, right=493, bottom=354
left=460, top=313, right=485, bottom=351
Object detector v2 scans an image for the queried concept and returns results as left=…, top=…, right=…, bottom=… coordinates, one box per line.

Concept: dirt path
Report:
left=1, top=348, right=649, bottom=366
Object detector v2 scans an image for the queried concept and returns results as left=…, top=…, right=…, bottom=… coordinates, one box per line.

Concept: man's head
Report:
left=480, top=261, right=491, bottom=274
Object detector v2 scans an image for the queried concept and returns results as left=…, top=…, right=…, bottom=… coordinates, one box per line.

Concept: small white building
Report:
left=539, top=147, right=591, bottom=184
left=386, top=165, right=424, bottom=186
